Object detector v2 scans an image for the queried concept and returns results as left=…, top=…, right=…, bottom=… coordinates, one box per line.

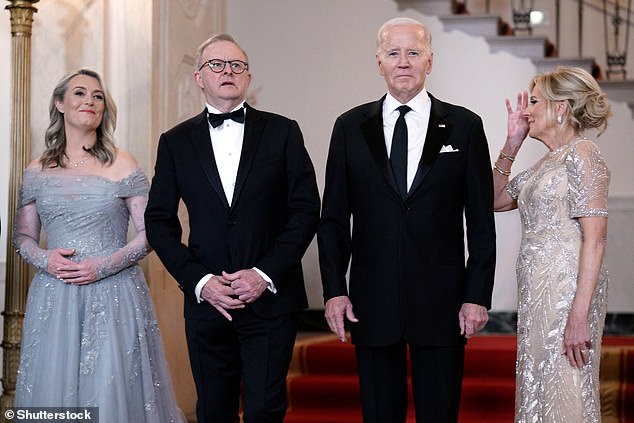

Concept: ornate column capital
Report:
left=5, top=0, right=39, bottom=36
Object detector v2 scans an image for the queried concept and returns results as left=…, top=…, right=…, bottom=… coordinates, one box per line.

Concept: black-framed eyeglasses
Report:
left=199, top=59, right=249, bottom=74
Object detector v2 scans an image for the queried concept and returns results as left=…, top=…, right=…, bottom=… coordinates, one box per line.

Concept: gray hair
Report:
left=194, top=33, right=249, bottom=71
left=376, top=17, right=432, bottom=56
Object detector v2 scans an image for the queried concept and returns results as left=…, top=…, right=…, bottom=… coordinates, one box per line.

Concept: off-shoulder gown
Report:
left=13, top=168, right=185, bottom=423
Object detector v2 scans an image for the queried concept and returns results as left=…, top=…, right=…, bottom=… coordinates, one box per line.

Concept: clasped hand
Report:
left=47, top=248, right=102, bottom=285
left=200, top=269, right=268, bottom=321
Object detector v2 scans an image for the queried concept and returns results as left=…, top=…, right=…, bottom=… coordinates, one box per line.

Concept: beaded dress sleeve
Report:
left=565, top=139, right=609, bottom=218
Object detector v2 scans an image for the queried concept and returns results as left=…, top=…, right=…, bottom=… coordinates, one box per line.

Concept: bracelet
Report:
left=494, top=163, right=511, bottom=176
left=498, top=150, right=516, bottom=162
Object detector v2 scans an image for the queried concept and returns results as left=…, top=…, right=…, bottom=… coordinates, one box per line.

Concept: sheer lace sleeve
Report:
left=93, top=194, right=151, bottom=279
left=92, top=169, right=151, bottom=279
left=13, top=171, right=49, bottom=270
left=506, top=167, right=535, bottom=200
left=566, top=139, right=610, bottom=218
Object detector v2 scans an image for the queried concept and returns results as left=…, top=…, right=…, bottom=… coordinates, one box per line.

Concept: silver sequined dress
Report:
left=506, top=138, right=610, bottom=423
left=13, top=168, right=185, bottom=423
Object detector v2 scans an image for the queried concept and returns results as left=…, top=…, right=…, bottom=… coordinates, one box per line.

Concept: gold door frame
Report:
left=1, top=0, right=38, bottom=416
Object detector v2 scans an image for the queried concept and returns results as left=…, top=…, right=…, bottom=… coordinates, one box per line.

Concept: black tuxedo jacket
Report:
left=145, top=104, right=320, bottom=320
left=318, top=94, right=496, bottom=347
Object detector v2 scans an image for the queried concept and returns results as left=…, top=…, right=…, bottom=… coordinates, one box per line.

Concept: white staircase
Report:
left=485, top=35, right=548, bottom=59
left=532, top=57, right=597, bottom=75
left=397, top=0, right=634, bottom=117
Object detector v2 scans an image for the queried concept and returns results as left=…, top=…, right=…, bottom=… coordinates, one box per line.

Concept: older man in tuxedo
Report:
left=145, top=34, right=320, bottom=423
left=318, top=18, right=496, bottom=422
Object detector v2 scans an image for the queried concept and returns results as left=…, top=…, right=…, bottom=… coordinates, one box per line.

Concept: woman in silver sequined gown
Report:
left=13, top=69, right=185, bottom=422
left=493, top=67, right=612, bottom=422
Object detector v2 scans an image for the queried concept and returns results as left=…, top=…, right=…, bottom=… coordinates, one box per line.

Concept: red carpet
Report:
left=285, top=334, right=634, bottom=422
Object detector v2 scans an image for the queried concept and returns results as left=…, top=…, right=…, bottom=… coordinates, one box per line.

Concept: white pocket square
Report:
left=439, top=145, right=459, bottom=153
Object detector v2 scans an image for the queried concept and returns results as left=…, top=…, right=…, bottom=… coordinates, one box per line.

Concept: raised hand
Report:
left=504, top=91, right=530, bottom=152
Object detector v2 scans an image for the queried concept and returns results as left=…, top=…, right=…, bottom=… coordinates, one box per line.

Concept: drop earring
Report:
left=556, top=115, right=563, bottom=124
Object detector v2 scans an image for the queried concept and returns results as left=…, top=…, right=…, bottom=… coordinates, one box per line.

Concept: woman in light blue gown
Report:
left=13, top=68, right=185, bottom=423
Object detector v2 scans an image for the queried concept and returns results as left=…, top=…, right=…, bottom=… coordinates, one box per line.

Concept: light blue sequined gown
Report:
left=13, top=168, right=185, bottom=423
left=506, top=138, right=610, bottom=423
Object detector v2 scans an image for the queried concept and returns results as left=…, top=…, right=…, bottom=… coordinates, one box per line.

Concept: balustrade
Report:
left=459, top=0, right=633, bottom=80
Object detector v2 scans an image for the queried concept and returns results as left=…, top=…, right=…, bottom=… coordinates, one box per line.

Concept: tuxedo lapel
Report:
left=231, top=104, right=263, bottom=207
left=361, top=98, right=400, bottom=196
left=409, top=96, right=452, bottom=196
left=190, top=109, right=231, bottom=210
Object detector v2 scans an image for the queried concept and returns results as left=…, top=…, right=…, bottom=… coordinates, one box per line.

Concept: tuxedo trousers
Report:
left=185, top=307, right=299, bottom=423
left=355, top=340, right=465, bottom=423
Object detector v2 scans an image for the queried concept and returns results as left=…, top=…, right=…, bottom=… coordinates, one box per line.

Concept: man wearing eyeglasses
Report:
left=145, top=34, right=320, bottom=423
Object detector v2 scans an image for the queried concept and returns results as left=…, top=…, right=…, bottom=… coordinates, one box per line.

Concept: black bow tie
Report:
left=207, top=108, right=245, bottom=128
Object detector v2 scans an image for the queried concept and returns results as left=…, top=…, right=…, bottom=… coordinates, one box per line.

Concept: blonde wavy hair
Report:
left=530, top=66, right=612, bottom=135
left=40, top=68, right=117, bottom=169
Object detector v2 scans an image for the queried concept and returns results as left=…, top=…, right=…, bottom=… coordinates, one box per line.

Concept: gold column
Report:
left=1, top=0, right=38, bottom=415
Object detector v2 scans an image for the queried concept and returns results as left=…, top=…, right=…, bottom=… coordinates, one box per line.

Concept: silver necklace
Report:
left=67, top=157, right=91, bottom=167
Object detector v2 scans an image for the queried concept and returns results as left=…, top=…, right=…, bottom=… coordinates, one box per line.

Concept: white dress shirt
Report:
left=382, top=90, right=431, bottom=192
left=195, top=102, right=276, bottom=303
left=207, top=103, right=245, bottom=206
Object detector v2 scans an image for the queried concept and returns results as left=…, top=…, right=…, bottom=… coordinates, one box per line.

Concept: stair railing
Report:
left=461, top=0, right=632, bottom=80
left=603, top=0, right=631, bottom=79
left=511, top=0, right=536, bottom=34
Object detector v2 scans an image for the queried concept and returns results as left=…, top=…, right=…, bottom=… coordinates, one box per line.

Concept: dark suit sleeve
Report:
left=317, top=117, right=352, bottom=301
left=145, top=133, right=210, bottom=299
left=253, top=120, right=321, bottom=288
left=463, top=115, right=496, bottom=308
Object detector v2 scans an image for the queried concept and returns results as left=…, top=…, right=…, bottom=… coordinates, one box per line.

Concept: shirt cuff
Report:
left=253, top=267, right=277, bottom=294
left=195, top=274, right=213, bottom=303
